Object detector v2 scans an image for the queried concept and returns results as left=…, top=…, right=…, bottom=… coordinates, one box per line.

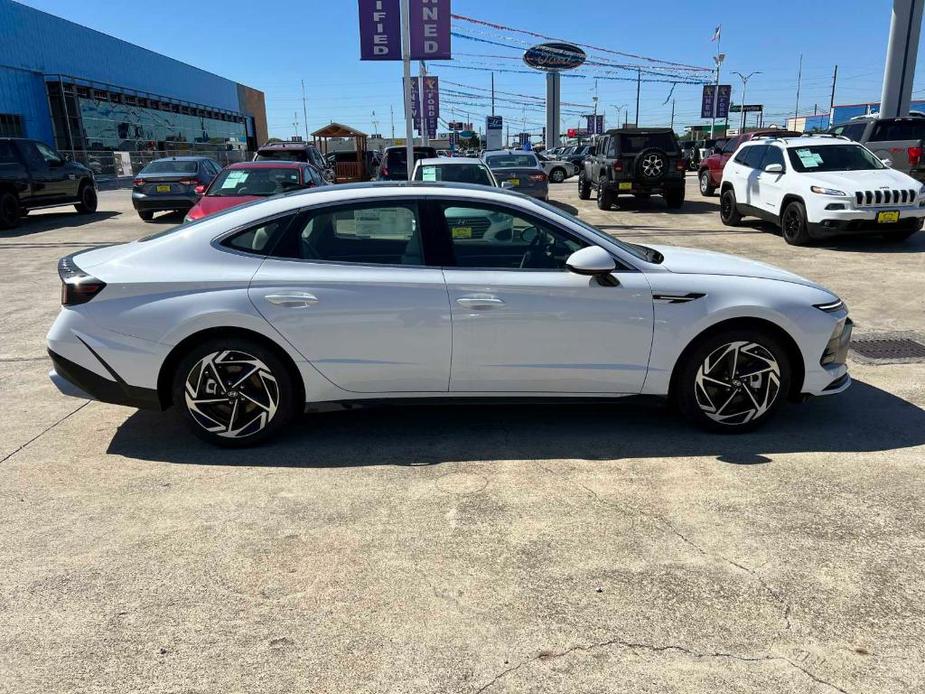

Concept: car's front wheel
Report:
left=781, top=201, right=811, bottom=245
left=549, top=167, right=566, bottom=183
left=577, top=172, right=591, bottom=199
left=0, top=191, right=20, bottom=229
left=596, top=182, right=613, bottom=210
left=676, top=328, right=791, bottom=432
left=172, top=338, right=297, bottom=447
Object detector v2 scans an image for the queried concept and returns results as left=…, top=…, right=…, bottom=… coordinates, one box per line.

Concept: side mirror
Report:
left=566, top=246, right=616, bottom=277
left=764, top=163, right=784, bottom=174
left=500, top=180, right=514, bottom=190
left=881, top=158, right=893, bottom=167
left=194, top=185, right=206, bottom=195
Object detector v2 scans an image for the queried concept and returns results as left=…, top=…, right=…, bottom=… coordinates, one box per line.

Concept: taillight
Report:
left=58, top=256, right=106, bottom=306
left=381, top=163, right=389, bottom=177
left=178, top=178, right=199, bottom=186
left=612, top=160, right=624, bottom=172
left=529, top=172, right=547, bottom=182
left=676, top=159, right=686, bottom=171
left=908, top=146, right=922, bottom=167
left=133, top=177, right=145, bottom=187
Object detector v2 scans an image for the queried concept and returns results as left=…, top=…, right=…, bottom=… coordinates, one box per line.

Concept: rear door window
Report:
left=870, top=119, right=925, bottom=141
left=759, top=146, right=785, bottom=170
left=839, top=122, right=867, bottom=141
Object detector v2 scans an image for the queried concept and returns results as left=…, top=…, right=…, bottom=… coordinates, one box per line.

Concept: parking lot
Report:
left=2, top=179, right=924, bottom=693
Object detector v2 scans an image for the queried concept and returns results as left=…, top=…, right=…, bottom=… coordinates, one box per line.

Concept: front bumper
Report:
left=132, top=191, right=198, bottom=212
left=808, top=203, right=925, bottom=235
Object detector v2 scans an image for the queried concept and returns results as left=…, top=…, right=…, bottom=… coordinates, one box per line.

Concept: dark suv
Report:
left=377, top=146, right=437, bottom=180
left=254, top=141, right=331, bottom=180
left=0, top=138, right=97, bottom=229
left=828, top=115, right=925, bottom=181
left=579, top=128, right=685, bottom=209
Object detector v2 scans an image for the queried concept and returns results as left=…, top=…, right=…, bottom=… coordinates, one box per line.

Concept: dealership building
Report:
left=0, top=0, right=267, bottom=169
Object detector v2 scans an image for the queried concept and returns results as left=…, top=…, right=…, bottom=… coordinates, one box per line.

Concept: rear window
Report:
left=256, top=149, right=306, bottom=162
left=618, top=133, right=678, bottom=154
left=869, top=119, right=925, bottom=142
left=385, top=148, right=437, bottom=167
left=485, top=153, right=537, bottom=168
left=141, top=160, right=199, bottom=174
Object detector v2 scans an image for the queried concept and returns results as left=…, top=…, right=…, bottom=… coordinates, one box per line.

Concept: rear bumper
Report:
left=605, top=179, right=684, bottom=194
left=48, top=349, right=161, bottom=410
left=132, top=191, right=198, bottom=212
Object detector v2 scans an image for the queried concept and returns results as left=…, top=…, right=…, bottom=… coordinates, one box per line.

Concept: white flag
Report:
left=711, top=25, right=721, bottom=42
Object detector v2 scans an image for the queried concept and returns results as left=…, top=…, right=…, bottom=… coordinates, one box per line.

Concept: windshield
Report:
left=787, top=144, right=885, bottom=173
left=255, top=150, right=305, bottom=162
left=208, top=167, right=303, bottom=196
left=141, top=160, right=199, bottom=174
left=414, top=163, right=494, bottom=185
left=485, top=154, right=537, bottom=169
left=385, top=147, right=437, bottom=168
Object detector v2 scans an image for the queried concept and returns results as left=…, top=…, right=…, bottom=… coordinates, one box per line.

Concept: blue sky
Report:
left=17, top=0, right=925, bottom=139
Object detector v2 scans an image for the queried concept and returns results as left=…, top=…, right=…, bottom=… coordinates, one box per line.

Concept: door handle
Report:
left=264, top=292, right=319, bottom=308
left=456, top=295, right=505, bottom=310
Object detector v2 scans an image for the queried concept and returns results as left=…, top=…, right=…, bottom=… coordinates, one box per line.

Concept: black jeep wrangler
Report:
left=578, top=128, right=685, bottom=209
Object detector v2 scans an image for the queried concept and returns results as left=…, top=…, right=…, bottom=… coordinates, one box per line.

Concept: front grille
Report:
left=854, top=189, right=917, bottom=206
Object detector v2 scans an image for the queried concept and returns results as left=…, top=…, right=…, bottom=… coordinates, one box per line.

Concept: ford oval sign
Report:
left=523, top=42, right=586, bottom=71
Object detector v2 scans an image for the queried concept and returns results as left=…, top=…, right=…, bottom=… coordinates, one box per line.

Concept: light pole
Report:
left=612, top=104, right=627, bottom=128
left=732, top=71, right=761, bottom=132
left=711, top=52, right=725, bottom=138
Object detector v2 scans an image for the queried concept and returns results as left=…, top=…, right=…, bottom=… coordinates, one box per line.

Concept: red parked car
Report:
left=184, top=161, right=328, bottom=222
left=697, top=129, right=801, bottom=196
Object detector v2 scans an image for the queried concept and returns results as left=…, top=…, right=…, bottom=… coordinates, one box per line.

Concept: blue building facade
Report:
left=0, top=0, right=266, bottom=154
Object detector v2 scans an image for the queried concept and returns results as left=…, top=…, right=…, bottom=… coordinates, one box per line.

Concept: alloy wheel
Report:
left=783, top=208, right=801, bottom=241
left=184, top=350, right=280, bottom=439
left=641, top=153, right=665, bottom=178
left=720, top=192, right=734, bottom=220
left=693, top=341, right=781, bottom=425
left=699, top=172, right=710, bottom=194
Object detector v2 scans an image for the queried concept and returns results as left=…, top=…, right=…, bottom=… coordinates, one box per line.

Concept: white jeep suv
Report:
left=719, top=134, right=925, bottom=244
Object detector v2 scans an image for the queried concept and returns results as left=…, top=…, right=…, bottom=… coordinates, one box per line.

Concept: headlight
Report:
left=814, top=298, right=846, bottom=313
left=183, top=215, right=193, bottom=224
left=811, top=186, right=847, bottom=196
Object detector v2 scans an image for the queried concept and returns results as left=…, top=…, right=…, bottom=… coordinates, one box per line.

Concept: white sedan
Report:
left=48, top=182, right=852, bottom=446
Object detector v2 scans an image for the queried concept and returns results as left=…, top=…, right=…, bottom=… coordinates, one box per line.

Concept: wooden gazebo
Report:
left=312, top=122, right=368, bottom=183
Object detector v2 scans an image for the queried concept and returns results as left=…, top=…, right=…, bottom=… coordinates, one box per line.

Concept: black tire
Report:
left=699, top=170, right=716, bottom=197
left=578, top=172, right=591, bottom=199
left=0, top=191, right=20, bottom=229
left=664, top=187, right=685, bottom=209
left=138, top=210, right=154, bottom=221
left=634, top=147, right=669, bottom=182
left=74, top=183, right=98, bottom=214
left=781, top=201, right=811, bottom=246
left=549, top=167, right=566, bottom=183
left=19, top=208, right=29, bottom=217
left=675, top=328, right=791, bottom=433
left=172, top=337, right=297, bottom=447
left=720, top=188, right=742, bottom=225
left=596, top=182, right=613, bottom=210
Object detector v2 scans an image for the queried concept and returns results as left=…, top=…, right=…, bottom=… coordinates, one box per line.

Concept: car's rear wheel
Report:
left=74, top=183, right=98, bottom=214
left=549, top=167, right=566, bottom=183
left=578, top=172, right=591, bottom=199
left=781, top=201, right=811, bottom=245
left=676, top=329, right=791, bottom=432
left=0, top=191, right=20, bottom=229
left=172, top=338, right=297, bottom=447
left=720, top=188, right=742, bottom=225
left=699, top=170, right=716, bottom=196
left=138, top=210, right=154, bottom=221
left=596, top=182, right=613, bottom=210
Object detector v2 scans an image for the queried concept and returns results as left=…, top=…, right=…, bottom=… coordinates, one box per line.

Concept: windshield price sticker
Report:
left=795, top=149, right=821, bottom=168
left=422, top=166, right=437, bottom=181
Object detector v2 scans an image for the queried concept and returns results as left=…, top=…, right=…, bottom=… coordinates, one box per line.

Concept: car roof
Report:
left=147, top=156, right=211, bottom=162
left=416, top=157, right=485, bottom=166
left=603, top=127, right=675, bottom=135
left=257, top=142, right=316, bottom=150
left=483, top=149, right=536, bottom=156
left=226, top=161, right=306, bottom=169
left=747, top=134, right=858, bottom=147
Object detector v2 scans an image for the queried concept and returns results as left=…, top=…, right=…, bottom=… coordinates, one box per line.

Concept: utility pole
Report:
left=670, top=99, right=675, bottom=130
left=829, top=65, right=838, bottom=128
left=491, top=72, right=495, bottom=116
left=400, top=0, right=414, bottom=178
left=794, top=53, right=803, bottom=121
left=710, top=28, right=724, bottom=138
left=301, top=79, right=309, bottom=141
left=390, top=105, right=395, bottom=140
left=732, top=71, right=761, bottom=132
left=292, top=112, right=299, bottom=140
left=418, top=61, right=429, bottom=146
left=635, top=69, right=641, bottom=126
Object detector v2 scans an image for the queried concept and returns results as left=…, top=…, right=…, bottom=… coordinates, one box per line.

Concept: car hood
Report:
left=803, top=168, right=918, bottom=191
left=647, top=244, right=822, bottom=288
left=190, top=194, right=261, bottom=219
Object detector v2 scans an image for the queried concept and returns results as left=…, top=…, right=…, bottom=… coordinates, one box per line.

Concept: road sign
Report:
left=486, top=115, right=502, bottom=150
left=459, top=130, right=476, bottom=139
left=730, top=104, right=763, bottom=113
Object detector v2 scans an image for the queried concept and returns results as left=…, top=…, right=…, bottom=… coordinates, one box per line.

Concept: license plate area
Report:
left=618, top=182, right=633, bottom=191
left=156, top=184, right=171, bottom=193
left=451, top=226, right=473, bottom=239
left=508, top=178, right=519, bottom=186
left=877, top=210, right=900, bottom=224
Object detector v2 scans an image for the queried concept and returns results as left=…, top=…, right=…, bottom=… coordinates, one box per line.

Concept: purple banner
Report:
left=359, top=0, right=401, bottom=60
left=407, top=76, right=420, bottom=127
left=701, top=84, right=732, bottom=119
left=422, top=75, right=439, bottom=123
left=409, top=0, right=451, bottom=60
left=716, top=85, right=732, bottom=119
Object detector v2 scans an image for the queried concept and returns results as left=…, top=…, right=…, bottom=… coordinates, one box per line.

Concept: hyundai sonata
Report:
left=48, top=182, right=852, bottom=446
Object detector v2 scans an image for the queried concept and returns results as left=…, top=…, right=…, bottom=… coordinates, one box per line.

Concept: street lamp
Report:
left=612, top=104, right=627, bottom=128
left=732, top=71, right=762, bottom=132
